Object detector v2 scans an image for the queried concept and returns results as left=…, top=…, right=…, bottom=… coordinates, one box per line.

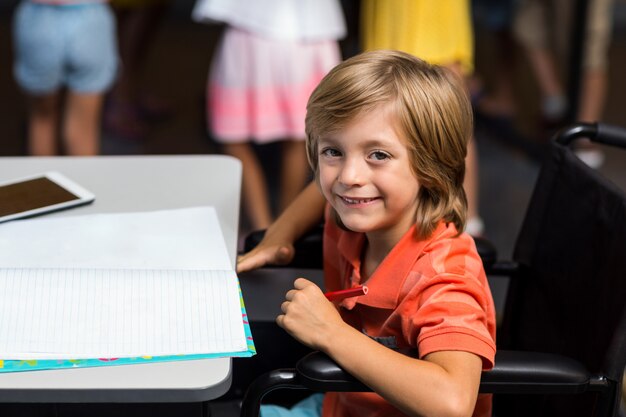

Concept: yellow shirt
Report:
left=361, top=0, right=474, bottom=74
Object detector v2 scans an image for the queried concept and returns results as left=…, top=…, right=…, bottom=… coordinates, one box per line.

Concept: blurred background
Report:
left=2, top=1, right=626, bottom=415
left=1, top=0, right=626, bottom=266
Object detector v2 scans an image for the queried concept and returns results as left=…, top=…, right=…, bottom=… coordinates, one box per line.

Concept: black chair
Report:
left=240, top=123, right=626, bottom=417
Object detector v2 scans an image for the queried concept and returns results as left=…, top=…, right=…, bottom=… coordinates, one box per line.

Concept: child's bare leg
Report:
left=578, top=68, right=607, bottom=124
left=222, top=142, right=273, bottom=230
left=28, top=93, right=60, bottom=156
left=63, top=91, right=103, bottom=155
left=526, top=47, right=563, bottom=99
left=279, top=140, right=310, bottom=213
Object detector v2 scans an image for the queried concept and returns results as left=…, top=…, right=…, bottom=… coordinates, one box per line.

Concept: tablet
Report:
left=0, top=172, right=95, bottom=223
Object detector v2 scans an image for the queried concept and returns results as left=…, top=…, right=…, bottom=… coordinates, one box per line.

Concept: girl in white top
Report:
left=193, top=0, right=346, bottom=231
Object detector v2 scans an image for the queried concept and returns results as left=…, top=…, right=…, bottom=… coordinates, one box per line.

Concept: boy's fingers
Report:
left=276, top=314, right=285, bottom=328
left=293, top=277, right=315, bottom=290
left=236, top=244, right=294, bottom=273
left=285, top=289, right=297, bottom=301
left=236, top=252, right=266, bottom=273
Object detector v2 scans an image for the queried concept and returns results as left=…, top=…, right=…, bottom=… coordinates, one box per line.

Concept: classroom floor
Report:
left=1, top=1, right=626, bottom=416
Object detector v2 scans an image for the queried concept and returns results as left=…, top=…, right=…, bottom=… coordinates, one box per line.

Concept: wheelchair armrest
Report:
left=296, top=350, right=596, bottom=395
left=480, top=350, right=595, bottom=394
left=295, top=350, right=395, bottom=392
left=244, top=227, right=498, bottom=271
left=296, top=349, right=418, bottom=392
left=241, top=350, right=606, bottom=417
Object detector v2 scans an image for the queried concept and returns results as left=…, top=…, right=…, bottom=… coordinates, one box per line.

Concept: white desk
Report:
left=0, top=155, right=241, bottom=403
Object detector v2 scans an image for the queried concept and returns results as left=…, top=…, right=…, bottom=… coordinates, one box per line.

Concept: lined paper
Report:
left=0, top=268, right=245, bottom=360
left=0, top=207, right=250, bottom=360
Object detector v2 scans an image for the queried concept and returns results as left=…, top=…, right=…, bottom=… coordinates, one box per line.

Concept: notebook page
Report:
left=0, top=268, right=246, bottom=360
left=0, top=206, right=233, bottom=270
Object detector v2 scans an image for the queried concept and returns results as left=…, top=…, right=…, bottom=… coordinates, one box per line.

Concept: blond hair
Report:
left=305, top=50, right=472, bottom=238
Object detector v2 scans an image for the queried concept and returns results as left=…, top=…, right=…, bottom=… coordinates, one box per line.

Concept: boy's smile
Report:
left=317, top=103, right=420, bottom=244
left=338, top=195, right=380, bottom=206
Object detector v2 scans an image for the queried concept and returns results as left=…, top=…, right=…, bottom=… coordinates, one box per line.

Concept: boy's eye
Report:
left=321, top=148, right=342, bottom=157
left=370, top=150, right=390, bottom=161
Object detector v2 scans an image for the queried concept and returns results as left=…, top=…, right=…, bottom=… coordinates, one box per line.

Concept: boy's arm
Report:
left=278, top=278, right=483, bottom=417
left=237, top=182, right=326, bottom=273
left=328, top=332, right=482, bottom=417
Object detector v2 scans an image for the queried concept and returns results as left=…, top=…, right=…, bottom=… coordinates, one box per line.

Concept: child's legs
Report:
left=63, top=91, right=103, bottom=155
left=222, top=142, right=273, bottom=231
left=513, top=0, right=565, bottom=106
left=261, top=393, right=323, bottom=417
left=280, top=140, right=310, bottom=213
left=578, top=67, right=607, bottom=124
left=524, top=46, right=564, bottom=102
left=62, top=2, right=117, bottom=153
left=577, top=0, right=613, bottom=124
left=27, top=93, right=61, bottom=156
left=12, top=2, right=63, bottom=155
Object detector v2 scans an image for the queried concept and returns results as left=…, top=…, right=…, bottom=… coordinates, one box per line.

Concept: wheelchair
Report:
left=238, top=123, right=626, bottom=417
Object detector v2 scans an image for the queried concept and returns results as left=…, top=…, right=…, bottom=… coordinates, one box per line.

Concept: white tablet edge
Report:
left=0, top=171, right=95, bottom=223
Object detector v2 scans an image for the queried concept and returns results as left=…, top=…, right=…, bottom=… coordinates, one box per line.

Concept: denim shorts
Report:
left=260, top=394, right=324, bottom=417
left=13, top=1, right=119, bottom=94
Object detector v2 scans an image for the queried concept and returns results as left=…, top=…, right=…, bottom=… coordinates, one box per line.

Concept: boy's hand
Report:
left=276, top=278, right=345, bottom=351
left=236, top=241, right=295, bottom=273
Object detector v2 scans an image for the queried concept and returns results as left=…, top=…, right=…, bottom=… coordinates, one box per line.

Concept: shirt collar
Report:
left=338, top=222, right=451, bottom=310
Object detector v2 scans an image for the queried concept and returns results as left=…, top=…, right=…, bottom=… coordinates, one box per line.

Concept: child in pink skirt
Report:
left=194, top=0, right=346, bottom=231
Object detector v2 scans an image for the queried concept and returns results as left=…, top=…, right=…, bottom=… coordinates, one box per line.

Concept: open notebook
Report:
left=0, top=206, right=255, bottom=372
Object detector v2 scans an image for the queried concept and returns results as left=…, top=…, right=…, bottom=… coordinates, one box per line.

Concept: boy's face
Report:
left=317, top=104, right=420, bottom=242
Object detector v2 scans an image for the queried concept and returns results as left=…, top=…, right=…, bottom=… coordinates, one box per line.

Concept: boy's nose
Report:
left=337, top=158, right=366, bottom=186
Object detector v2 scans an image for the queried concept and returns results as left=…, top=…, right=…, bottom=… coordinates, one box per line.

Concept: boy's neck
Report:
left=361, top=227, right=410, bottom=279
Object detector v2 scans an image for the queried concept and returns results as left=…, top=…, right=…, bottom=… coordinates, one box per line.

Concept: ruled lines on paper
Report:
left=0, top=268, right=246, bottom=360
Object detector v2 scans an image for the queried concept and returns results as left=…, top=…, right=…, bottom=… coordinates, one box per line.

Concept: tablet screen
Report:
left=0, top=177, right=80, bottom=217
